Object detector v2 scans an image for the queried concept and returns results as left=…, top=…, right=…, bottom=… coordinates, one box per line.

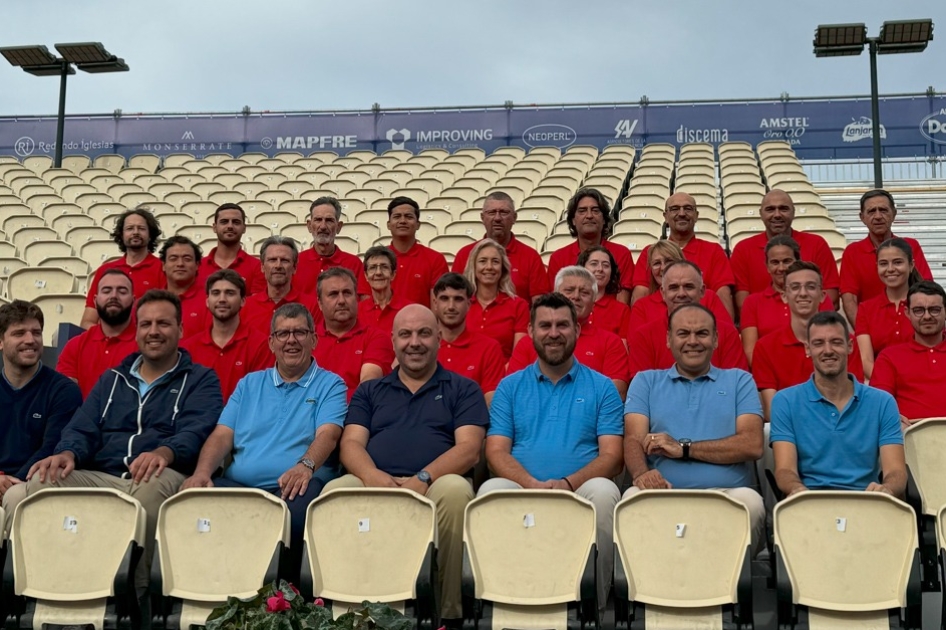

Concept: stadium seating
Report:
left=903, top=418, right=946, bottom=592
left=300, top=488, right=437, bottom=624
left=150, top=488, right=289, bottom=630
left=3, top=488, right=145, bottom=629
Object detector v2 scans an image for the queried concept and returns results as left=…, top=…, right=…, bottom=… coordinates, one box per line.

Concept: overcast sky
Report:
left=1, top=0, right=944, bottom=116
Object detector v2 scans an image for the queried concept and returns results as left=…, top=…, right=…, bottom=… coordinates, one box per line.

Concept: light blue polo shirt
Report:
left=130, top=353, right=181, bottom=397
left=770, top=375, right=902, bottom=490
left=624, top=366, right=763, bottom=489
left=489, top=360, right=624, bottom=481
left=220, top=359, right=348, bottom=489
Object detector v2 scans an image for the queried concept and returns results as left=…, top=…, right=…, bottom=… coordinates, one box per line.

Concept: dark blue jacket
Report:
left=54, top=349, right=223, bottom=478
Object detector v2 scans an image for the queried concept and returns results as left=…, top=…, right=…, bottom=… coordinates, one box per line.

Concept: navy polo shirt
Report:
left=345, top=364, right=489, bottom=476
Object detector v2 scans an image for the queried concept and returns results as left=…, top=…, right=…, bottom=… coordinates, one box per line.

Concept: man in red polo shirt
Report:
left=630, top=192, right=735, bottom=317
left=197, top=203, right=266, bottom=296
left=628, top=261, right=747, bottom=382
left=547, top=188, right=633, bottom=303
left=182, top=269, right=272, bottom=402
left=295, top=196, right=370, bottom=296
left=242, top=236, right=320, bottom=335
left=313, top=267, right=393, bottom=401
left=753, top=261, right=864, bottom=420
left=871, top=281, right=946, bottom=427
left=730, top=189, right=840, bottom=310
left=431, top=272, right=505, bottom=405
left=80, top=207, right=166, bottom=328
left=840, top=189, right=932, bottom=325
left=451, top=191, right=550, bottom=302
left=57, top=269, right=138, bottom=398
left=161, top=236, right=209, bottom=339
left=386, top=196, right=448, bottom=306
left=508, top=267, right=630, bottom=398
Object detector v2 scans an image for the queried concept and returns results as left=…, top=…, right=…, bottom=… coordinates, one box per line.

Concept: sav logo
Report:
left=842, top=117, right=886, bottom=143
left=920, top=109, right=946, bottom=145
left=614, top=119, right=639, bottom=139
left=386, top=128, right=411, bottom=150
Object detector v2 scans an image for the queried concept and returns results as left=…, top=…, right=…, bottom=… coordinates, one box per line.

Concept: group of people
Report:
left=0, top=181, right=942, bottom=622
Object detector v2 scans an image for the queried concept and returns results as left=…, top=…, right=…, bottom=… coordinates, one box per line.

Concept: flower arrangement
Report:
left=205, top=580, right=422, bottom=630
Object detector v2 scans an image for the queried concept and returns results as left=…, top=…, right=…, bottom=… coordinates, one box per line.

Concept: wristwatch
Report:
left=298, top=457, right=316, bottom=471
left=417, top=470, right=433, bottom=486
left=678, top=439, right=692, bottom=461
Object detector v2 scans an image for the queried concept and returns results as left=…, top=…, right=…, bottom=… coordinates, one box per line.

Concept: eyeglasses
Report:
left=786, top=282, right=821, bottom=293
left=911, top=306, right=944, bottom=317
left=483, top=210, right=514, bottom=219
left=271, top=329, right=312, bottom=342
left=366, top=264, right=393, bottom=273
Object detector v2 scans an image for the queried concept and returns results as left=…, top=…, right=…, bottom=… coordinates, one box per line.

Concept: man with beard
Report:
left=450, top=191, right=551, bottom=302
left=161, top=236, right=208, bottom=338
left=313, top=267, right=393, bottom=401
left=81, top=207, right=166, bottom=328
left=481, top=292, right=623, bottom=611
left=324, top=304, right=489, bottom=626
left=0, top=301, right=82, bottom=512
left=242, top=236, right=320, bottom=333
left=771, top=311, right=906, bottom=497
left=295, top=196, right=369, bottom=296
left=386, top=196, right=449, bottom=306
left=197, top=203, right=266, bottom=295
left=182, top=269, right=273, bottom=402
left=57, top=269, right=139, bottom=398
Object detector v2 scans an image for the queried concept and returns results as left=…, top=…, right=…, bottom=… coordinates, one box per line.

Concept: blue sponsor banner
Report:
left=1, top=95, right=944, bottom=161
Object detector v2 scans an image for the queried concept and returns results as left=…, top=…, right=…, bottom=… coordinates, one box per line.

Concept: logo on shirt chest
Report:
left=235, top=361, right=244, bottom=366
left=32, top=413, right=42, bottom=419
left=466, top=365, right=476, bottom=371
left=305, top=398, right=317, bottom=404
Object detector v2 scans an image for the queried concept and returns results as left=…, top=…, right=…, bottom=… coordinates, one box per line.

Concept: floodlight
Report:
left=0, top=45, right=59, bottom=67
left=54, top=42, right=112, bottom=64
left=879, top=19, right=933, bottom=46
left=814, top=23, right=867, bottom=48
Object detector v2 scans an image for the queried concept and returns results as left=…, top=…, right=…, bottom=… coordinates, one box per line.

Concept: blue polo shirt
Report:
left=489, top=360, right=624, bottom=481
left=346, top=364, right=489, bottom=477
left=624, top=366, right=762, bottom=489
left=220, top=358, right=347, bottom=488
left=770, top=375, right=902, bottom=491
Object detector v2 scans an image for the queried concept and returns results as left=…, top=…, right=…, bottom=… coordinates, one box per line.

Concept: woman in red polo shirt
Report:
left=463, top=238, right=529, bottom=360
left=579, top=245, right=631, bottom=339
left=856, top=238, right=922, bottom=379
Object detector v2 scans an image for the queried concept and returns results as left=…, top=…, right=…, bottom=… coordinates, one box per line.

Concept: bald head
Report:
left=760, top=189, right=795, bottom=237
left=664, top=192, right=698, bottom=237
left=393, top=304, right=441, bottom=379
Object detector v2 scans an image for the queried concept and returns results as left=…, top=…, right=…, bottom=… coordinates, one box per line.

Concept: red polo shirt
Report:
left=547, top=240, right=634, bottom=292
left=854, top=293, right=912, bottom=356
left=295, top=245, right=371, bottom=296
left=588, top=294, right=631, bottom=339
left=314, top=321, right=394, bottom=401
left=175, top=283, right=210, bottom=339
left=741, top=286, right=834, bottom=339
left=506, top=321, right=630, bottom=383
left=730, top=229, right=840, bottom=295
left=389, top=241, right=449, bottom=306
left=627, top=290, right=733, bottom=335
left=241, top=285, right=321, bottom=336
left=358, top=294, right=410, bottom=336
left=197, top=246, right=266, bottom=296
left=85, top=254, right=166, bottom=307
left=181, top=321, right=273, bottom=402
left=631, top=237, right=735, bottom=293
left=467, top=292, right=529, bottom=359
left=56, top=322, right=138, bottom=398
left=840, top=235, right=932, bottom=302
left=452, top=236, right=551, bottom=301
left=752, top=325, right=864, bottom=391
left=439, top=329, right=505, bottom=394
left=628, top=318, right=747, bottom=381
left=872, top=339, right=946, bottom=420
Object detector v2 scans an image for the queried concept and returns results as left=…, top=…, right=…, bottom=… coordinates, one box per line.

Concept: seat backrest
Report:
left=615, top=490, right=749, bottom=607
left=305, top=488, right=436, bottom=606
left=464, top=490, right=596, bottom=605
left=6, top=267, right=75, bottom=299
left=903, top=418, right=946, bottom=516
left=773, top=491, right=917, bottom=611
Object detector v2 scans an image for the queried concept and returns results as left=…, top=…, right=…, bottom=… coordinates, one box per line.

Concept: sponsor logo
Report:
left=142, top=142, right=233, bottom=152
left=14, top=136, right=35, bottom=157
left=676, top=124, right=729, bottom=144
left=920, top=108, right=946, bottom=145
left=614, top=118, right=639, bottom=139
left=842, top=117, right=886, bottom=143
left=386, top=128, right=411, bottom=150
left=11, top=136, right=111, bottom=156
left=759, top=117, right=808, bottom=145
left=268, top=135, right=357, bottom=150
left=522, top=123, right=575, bottom=149
left=181, top=130, right=195, bottom=140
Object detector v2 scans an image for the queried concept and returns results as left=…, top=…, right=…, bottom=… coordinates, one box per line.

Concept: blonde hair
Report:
left=648, top=240, right=685, bottom=293
left=464, top=238, right=517, bottom=299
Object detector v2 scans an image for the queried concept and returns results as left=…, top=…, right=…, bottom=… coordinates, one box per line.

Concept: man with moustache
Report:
left=57, top=269, right=139, bottom=398
left=198, top=203, right=266, bottom=295
left=295, top=196, right=369, bottom=296
left=242, top=236, right=320, bottom=333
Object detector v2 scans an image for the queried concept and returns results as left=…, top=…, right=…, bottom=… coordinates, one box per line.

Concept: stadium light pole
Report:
left=813, top=20, right=934, bottom=188
left=0, top=42, right=129, bottom=168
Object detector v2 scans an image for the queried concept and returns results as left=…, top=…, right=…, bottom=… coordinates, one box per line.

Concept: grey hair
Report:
left=271, top=302, right=314, bottom=334
left=258, top=235, right=299, bottom=265
left=554, top=265, right=598, bottom=301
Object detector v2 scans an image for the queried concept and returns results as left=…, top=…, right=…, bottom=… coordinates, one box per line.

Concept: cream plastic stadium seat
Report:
left=429, top=235, right=475, bottom=260
left=150, top=489, right=288, bottom=630
left=234, top=181, right=268, bottom=199
left=129, top=153, right=163, bottom=171
left=173, top=174, right=208, bottom=190
left=242, top=224, right=274, bottom=251
left=253, top=211, right=298, bottom=234
left=792, top=216, right=839, bottom=233
left=300, top=488, right=437, bottom=623
left=774, top=491, right=920, bottom=629
left=543, top=233, right=574, bottom=253
left=354, top=210, right=391, bottom=230
left=176, top=225, right=216, bottom=245
left=337, top=198, right=367, bottom=217
left=277, top=181, right=317, bottom=200
left=207, top=190, right=246, bottom=206
left=31, top=294, right=88, bottom=341
left=0, top=213, right=46, bottom=235
left=610, top=233, right=661, bottom=261
left=323, top=180, right=357, bottom=199
left=65, top=225, right=112, bottom=249
left=613, top=220, right=663, bottom=239
left=343, top=222, right=382, bottom=248
left=443, top=221, right=483, bottom=239
left=153, top=212, right=196, bottom=233
left=274, top=200, right=311, bottom=222
left=334, top=235, right=363, bottom=255
left=39, top=255, right=91, bottom=278
left=462, top=490, right=597, bottom=630
left=23, top=240, right=75, bottom=267
left=180, top=202, right=218, bottom=224
left=6, top=267, right=75, bottom=300
left=92, top=154, right=125, bottom=173
left=281, top=224, right=310, bottom=249
left=417, top=209, right=451, bottom=234
left=904, top=418, right=946, bottom=591
left=22, top=155, right=52, bottom=175
left=80, top=240, right=120, bottom=267
left=613, top=490, right=753, bottom=629
left=4, top=488, right=145, bottom=630
left=10, top=227, right=58, bottom=253
left=0, top=256, right=28, bottom=279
